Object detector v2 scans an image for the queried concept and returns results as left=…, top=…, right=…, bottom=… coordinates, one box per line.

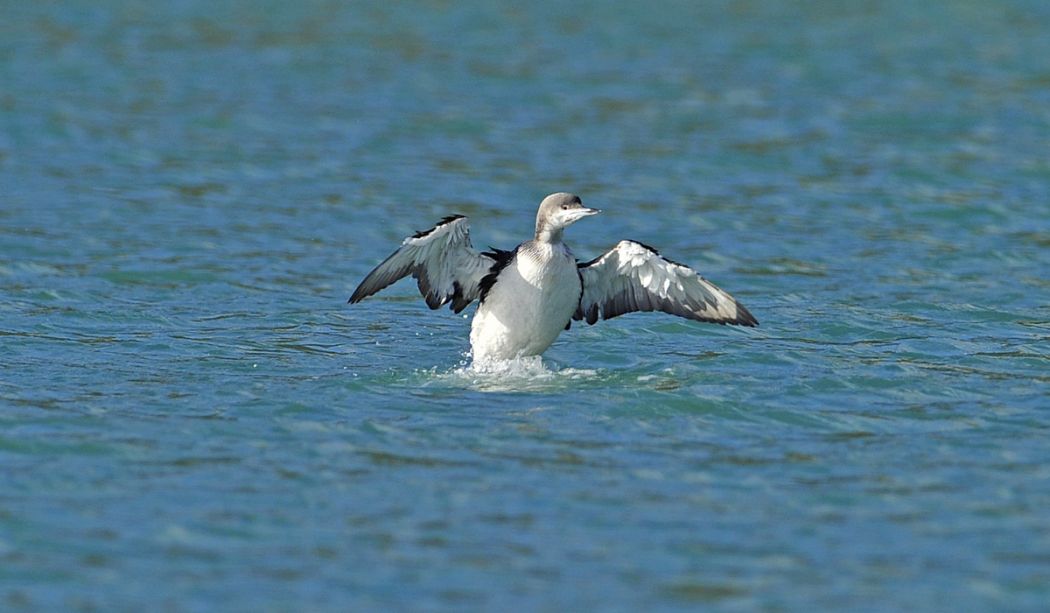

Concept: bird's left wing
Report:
left=349, top=215, right=496, bottom=313
left=575, top=240, right=758, bottom=326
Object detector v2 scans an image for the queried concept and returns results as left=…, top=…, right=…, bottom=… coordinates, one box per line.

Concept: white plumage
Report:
left=469, top=241, right=582, bottom=361
left=349, top=193, right=757, bottom=362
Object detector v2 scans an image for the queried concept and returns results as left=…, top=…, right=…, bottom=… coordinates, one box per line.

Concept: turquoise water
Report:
left=3, top=1, right=1049, bottom=610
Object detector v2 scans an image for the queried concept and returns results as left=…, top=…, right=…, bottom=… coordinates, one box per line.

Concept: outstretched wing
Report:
left=575, top=240, right=758, bottom=327
left=349, top=215, right=496, bottom=313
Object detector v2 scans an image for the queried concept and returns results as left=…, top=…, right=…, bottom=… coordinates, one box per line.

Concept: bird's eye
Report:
left=561, top=204, right=569, bottom=210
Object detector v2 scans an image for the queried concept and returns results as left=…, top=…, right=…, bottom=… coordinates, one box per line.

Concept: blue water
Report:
left=3, top=1, right=1049, bottom=610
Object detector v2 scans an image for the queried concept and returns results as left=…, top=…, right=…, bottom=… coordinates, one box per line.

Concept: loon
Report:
left=349, top=193, right=758, bottom=361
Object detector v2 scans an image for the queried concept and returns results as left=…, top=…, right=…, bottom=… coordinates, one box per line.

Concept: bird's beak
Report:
left=565, top=207, right=601, bottom=223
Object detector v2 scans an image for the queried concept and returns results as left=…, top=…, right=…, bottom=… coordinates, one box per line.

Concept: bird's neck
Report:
left=535, top=222, right=563, bottom=244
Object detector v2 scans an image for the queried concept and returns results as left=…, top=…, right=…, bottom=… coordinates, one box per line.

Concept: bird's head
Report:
left=535, top=192, right=600, bottom=242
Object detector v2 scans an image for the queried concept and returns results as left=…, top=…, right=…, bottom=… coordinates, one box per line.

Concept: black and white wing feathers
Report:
left=575, top=240, right=758, bottom=327
left=349, top=215, right=496, bottom=313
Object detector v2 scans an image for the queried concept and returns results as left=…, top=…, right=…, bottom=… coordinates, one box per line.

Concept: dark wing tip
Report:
left=684, top=300, right=759, bottom=327
left=348, top=259, right=414, bottom=306
left=736, top=303, right=759, bottom=327
left=348, top=285, right=368, bottom=304
left=348, top=283, right=380, bottom=305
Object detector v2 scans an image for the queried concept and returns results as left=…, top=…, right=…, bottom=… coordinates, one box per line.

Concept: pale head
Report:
left=534, top=192, right=600, bottom=242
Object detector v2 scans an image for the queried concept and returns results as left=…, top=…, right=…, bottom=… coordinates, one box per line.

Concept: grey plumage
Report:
left=348, top=215, right=493, bottom=313
left=575, top=240, right=758, bottom=326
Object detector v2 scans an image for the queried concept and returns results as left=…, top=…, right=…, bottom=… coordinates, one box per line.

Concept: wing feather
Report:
left=349, top=215, right=496, bottom=313
left=575, top=240, right=758, bottom=326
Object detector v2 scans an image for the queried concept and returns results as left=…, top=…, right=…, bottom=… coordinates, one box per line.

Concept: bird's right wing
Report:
left=349, top=215, right=496, bottom=313
left=575, top=240, right=758, bottom=326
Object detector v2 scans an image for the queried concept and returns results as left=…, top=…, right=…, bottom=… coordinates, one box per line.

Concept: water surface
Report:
left=2, top=1, right=1049, bottom=610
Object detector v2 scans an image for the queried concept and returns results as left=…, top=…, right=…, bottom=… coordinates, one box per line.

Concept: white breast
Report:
left=469, top=243, right=581, bottom=361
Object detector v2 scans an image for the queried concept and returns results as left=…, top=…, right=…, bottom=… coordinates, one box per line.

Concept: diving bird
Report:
left=349, top=193, right=757, bottom=361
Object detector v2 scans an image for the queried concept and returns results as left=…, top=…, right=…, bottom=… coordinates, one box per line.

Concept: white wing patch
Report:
left=349, top=216, right=496, bottom=313
left=575, top=240, right=758, bottom=326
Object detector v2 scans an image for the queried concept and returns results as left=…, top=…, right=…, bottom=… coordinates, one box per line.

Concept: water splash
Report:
left=421, top=354, right=601, bottom=392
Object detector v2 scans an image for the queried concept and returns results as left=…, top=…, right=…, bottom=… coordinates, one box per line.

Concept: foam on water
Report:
left=421, top=354, right=601, bottom=392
